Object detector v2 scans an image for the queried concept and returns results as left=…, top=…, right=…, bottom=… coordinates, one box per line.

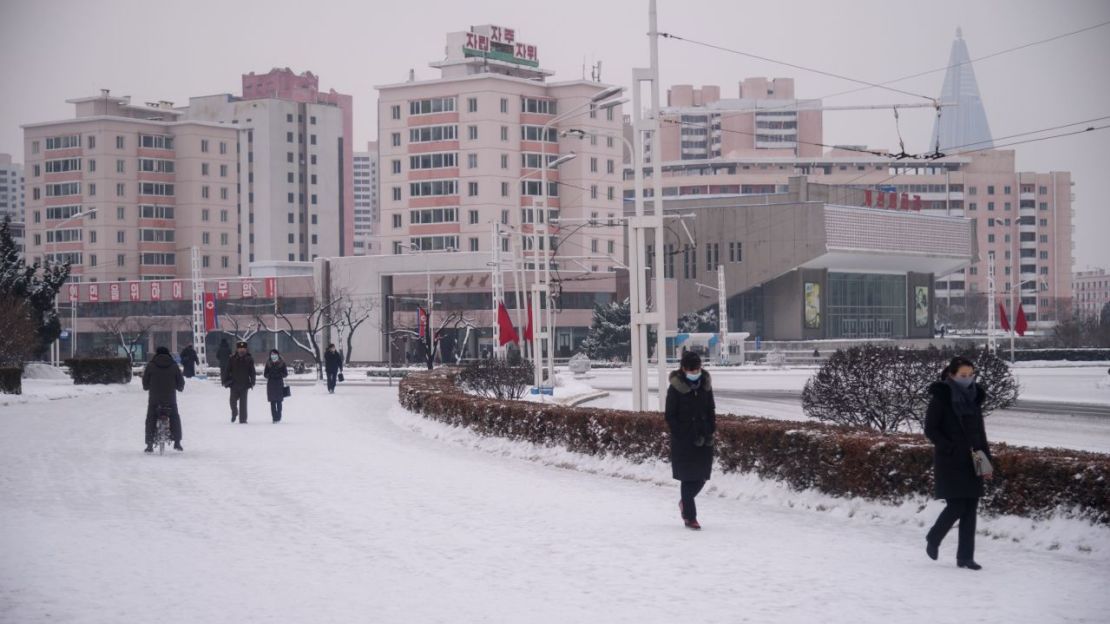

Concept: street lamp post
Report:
left=46, top=207, right=98, bottom=362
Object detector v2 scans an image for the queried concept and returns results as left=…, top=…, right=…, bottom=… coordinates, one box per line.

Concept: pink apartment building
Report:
left=22, top=91, right=240, bottom=282
left=374, top=25, right=625, bottom=356
left=1074, top=268, right=1109, bottom=320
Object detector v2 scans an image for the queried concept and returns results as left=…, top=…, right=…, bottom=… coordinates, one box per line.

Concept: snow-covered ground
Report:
left=2, top=374, right=1108, bottom=623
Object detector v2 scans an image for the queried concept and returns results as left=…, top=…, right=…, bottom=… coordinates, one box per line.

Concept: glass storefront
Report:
left=827, top=273, right=907, bottom=338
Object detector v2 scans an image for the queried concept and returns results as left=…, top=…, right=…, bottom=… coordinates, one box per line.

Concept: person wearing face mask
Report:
left=665, top=350, right=716, bottom=530
left=924, top=356, right=994, bottom=570
left=263, top=349, right=289, bottom=423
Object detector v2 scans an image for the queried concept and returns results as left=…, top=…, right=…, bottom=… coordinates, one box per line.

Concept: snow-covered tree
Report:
left=678, top=306, right=718, bottom=333
left=94, top=316, right=165, bottom=363
left=580, top=298, right=656, bottom=361
left=0, top=216, right=70, bottom=358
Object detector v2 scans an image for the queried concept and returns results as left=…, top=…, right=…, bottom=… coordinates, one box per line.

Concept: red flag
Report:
left=998, top=303, right=1011, bottom=332
left=864, top=189, right=873, bottom=207
left=523, top=297, right=533, bottom=341
left=497, top=301, right=518, bottom=346
left=417, top=307, right=427, bottom=339
left=204, top=293, right=218, bottom=331
left=1015, top=304, right=1028, bottom=337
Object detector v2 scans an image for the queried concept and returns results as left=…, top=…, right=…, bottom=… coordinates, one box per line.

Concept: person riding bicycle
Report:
left=143, top=346, right=185, bottom=453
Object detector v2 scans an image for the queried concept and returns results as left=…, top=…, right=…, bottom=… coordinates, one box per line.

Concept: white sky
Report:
left=2, top=0, right=1107, bottom=269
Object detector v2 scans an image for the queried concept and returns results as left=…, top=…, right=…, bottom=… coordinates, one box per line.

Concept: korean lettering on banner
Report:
left=172, top=280, right=184, bottom=300
left=264, top=277, right=277, bottom=298
left=241, top=280, right=253, bottom=298
left=150, top=282, right=162, bottom=301
left=488, top=26, right=516, bottom=44
left=465, top=32, right=490, bottom=52
left=864, top=190, right=873, bottom=207
left=514, top=43, right=537, bottom=61
left=67, top=284, right=79, bottom=303
left=88, top=284, right=99, bottom=303
left=217, top=280, right=229, bottom=299
left=912, top=195, right=923, bottom=211
left=129, top=282, right=141, bottom=302
left=109, top=283, right=121, bottom=302
left=888, top=193, right=898, bottom=210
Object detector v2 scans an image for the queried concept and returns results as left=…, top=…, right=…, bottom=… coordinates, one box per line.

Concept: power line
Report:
left=937, top=114, right=1110, bottom=152
left=658, top=32, right=936, bottom=103
left=946, top=123, right=1110, bottom=157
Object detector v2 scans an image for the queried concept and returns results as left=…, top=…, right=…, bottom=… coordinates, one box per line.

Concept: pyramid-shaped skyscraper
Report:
left=932, top=28, right=993, bottom=151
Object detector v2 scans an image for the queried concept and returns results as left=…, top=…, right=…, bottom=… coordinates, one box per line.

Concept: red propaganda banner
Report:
left=1015, top=304, right=1029, bottom=337
left=241, top=280, right=253, bottom=298
left=67, top=284, right=79, bottom=303
left=129, top=282, right=141, bottom=302
left=876, top=192, right=885, bottom=208
left=172, top=280, right=184, bottom=300
left=203, top=293, right=218, bottom=331
left=217, top=280, right=229, bottom=299
left=888, top=193, right=898, bottom=210
left=109, top=283, right=121, bottom=302
left=900, top=192, right=910, bottom=210
left=913, top=195, right=923, bottom=211
left=88, top=284, right=100, bottom=303
left=864, top=190, right=873, bottom=207
left=264, top=277, right=277, bottom=298
left=150, top=282, right=162, bottom=301
left=497, top=301, right=518, bottom=346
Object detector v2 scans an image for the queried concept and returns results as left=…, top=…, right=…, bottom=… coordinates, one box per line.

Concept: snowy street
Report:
left=2, top=375, right=1109, bottom=623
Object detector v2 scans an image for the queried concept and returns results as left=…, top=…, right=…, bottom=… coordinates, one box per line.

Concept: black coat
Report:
left=216, top=343, right=232, bottom=371
left=924, top=381, right=992, bottom=499
left=324, top=350, right=343, bottom=373
left=180, top=346, right=199, bottom=378
left=222, top=352, right=257, bottom=391
left=665, top=369, right=716, bottom=482
left=264, top=360, right=288, bottom=403
left=142, top=352, right=185, bottom=408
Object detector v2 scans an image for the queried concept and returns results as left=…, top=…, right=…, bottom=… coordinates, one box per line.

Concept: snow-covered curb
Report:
left=391, top=402, right=1110, bottom=556
left=1, top=378, right=140, bottom=406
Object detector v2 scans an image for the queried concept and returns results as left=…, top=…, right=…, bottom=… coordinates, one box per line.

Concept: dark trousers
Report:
left=145, top=406, right=182, bottom=444
left=326, top=370, right=339, bottom=392
left=927, top=497, right=979, bottom=560
left=229, top=387, right=249, bottom=422
left=680, top=480, right=706, bottom=520
left=270, top=400, right=283, bottom=422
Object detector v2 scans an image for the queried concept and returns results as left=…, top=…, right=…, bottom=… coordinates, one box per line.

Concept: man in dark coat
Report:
left=216, top=339, right=232, bottom=373
left=665, top=351, right=716, bottom=530
left=924, top=356, right=993, bottom=570
left=142, top=346, right=185, bottom=453
left=180, top=343, right=200, bottom=378
left=222, top=341, right=256, bottom=423
left=324, top=343, right=343, bottom=394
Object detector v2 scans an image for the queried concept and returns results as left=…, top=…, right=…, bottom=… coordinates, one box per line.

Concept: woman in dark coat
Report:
left=924, top=356, right=993, bottom=570
left=216, top=339, right=232, bottom=373
left=263, top=349, right=289, bottom=423
left=180, top=343, right=200, bottom=378
left=665, top=350, right=716, bottom=530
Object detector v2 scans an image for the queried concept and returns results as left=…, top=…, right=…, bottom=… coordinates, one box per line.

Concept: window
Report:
left=117, top=254, right=125, bottom=267
left=33, top=164, right=40, bottom=176
left=117, top=231, right=126, bottom=243
left=1040, top=251, right=1049, bottom=260
left=220, top=164, right=228, bottom=177
left=202, top=232, right=210, bottom=244
left=88, top=159, right=96, bottom=172
left=521, top=153, right=558, bottom=169
left=392, top=214, right=402, bottom=228
left=409, top=97, right=455, bottom=115
left=32, top=188, right=40, bottom=200
left=607, top=160, right=615, bottom=174
left=467, top=153, right=478, bottom=169
left=1039, top=202, right=1048, bottom=211
left=310, top=174, right=316, bottom=185
left=137, top=158, right=174, bottom=173
left=392, top=187, right=402, bottom=201
left=409, top=208, right=458, bottom=224
left=968, top=202, right=977, bottom=211
left=115, top=182, right=125, bottom=197
left=590, top=157, right=598, bottom=173
left=392, top=159, right=402, bottom=174
left=391, top=105, right=401, bottom=120
left=409, top=180, right=458, bottom=197
left=468, top=182, right=479, bottom=197
left=391, top=132, right=401, bottom=147
left=45, top=135, right=80, bottom=150
left=45, top=229, right=83, bottom=243
left=988, top=202, right=995, bottom=211
left=1039, top=218, right=1048, bottom=227
left=520, top=97, right=557, bottom=115
left=87, top=136, right=95, bottom=149
left=308, top=134, right=316, bottom=145
left=468, top=210, right=479, bottom=224
left=310, top=234, right=317, bottom=245
left=410, top=235, right=458, bottom=251
left=467, top=97, right=478, bottom=113
left=32, top=140, right=39, bottom=154
left=288, top=172, right=295, bottom=183
left=469, top=237, right=479, bottom=252
left=139, top=229, right=175, bottom=242
left=409, top=125, right=458, bottom=143
left=89, top=254, right=97, bottom=267
left=409, top=152, right=458, bottom=169
left=1004, top=186, right=1011, bottom=195
left=501, top=182, right=509, bottom=197
left=288, top=192, right=295, bottom=203
left=139, top=205, right=174, bottom=219
left=1040, top=235, right=1048, bottom=243
left=500, top=98, right=509, bottom=113
left=288, top=233, right=295, bottom=244
left=501, top=154, right=509, bottom=169
left=201, top=139, right=209, bottom=153
left=221, top=256, right=229, bottom=269
left=607, top=137, right=615, bottom=148
left=521, top=126, right=558, bottom=142
left=1005, top=202, right=1012, bottom=211
left=500, top=126, right=509, bottom=141
left=591, top=239, right=599, bottom=253
left=45, top=205, right=84, bottom=220
left=607, top=187, right=615, bottom=200
left=287, top=132, right=294, bottom=143
left=220, top=141, right=228, bottom=154
left=116, top=159, right=125, bottom=173
left=220, top=187, right=229, bottom=200
left=117, top=206, right=125, bottom=220
left=201, top=209, right=209, bottom=222
left=311, top=194, right=317, bottom=205
left=44, top=158, right=82, bottom=173
left=88, top=183, right=96, bottom=197
left=201, top=163, right=210, bottom=176
left=202, top=186, right=210, bottom=199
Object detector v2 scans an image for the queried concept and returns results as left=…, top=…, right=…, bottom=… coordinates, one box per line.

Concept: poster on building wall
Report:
left=804, top=282, right=821, bottom=329
left=129, top=282, right=141, bottom=302
left=88, top=284, right=99, bottom=303
left=914, top=286, right=930, bottom=328
left=68, top=284, right=79, bottom=303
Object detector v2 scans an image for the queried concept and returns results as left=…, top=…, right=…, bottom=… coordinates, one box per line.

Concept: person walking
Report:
left=142, top=346, right=185, bottom=453
left=924, top=356, right=993, bottom=570
left=180, top=343, right=200, bottom=378
left=264, top=349, right=289, bottom=423
left=324, top=343, right=343, bottom=394
left=222, top=341, right=256, bottom=423
left=665, top=351, right=716, bottom=530
left=216, top=338, right=232, bottom=374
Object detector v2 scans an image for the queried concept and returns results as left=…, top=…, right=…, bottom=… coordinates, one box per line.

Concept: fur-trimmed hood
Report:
left=669, top=368, right=712, bottom=394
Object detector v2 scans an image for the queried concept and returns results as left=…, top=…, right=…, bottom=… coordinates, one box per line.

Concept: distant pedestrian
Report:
left=665, top=350, right=716, bottom=530
left=264, top=349, right=289, bottom=423
left=180, top=343, right=200, bottom=378
left=222, top=341, right=256, bottom=423
left=324, top=343, right=343, bottom=394
left=924, top=356, right=993, bottom=571
left=216, top=338, right=232, bottom=374
left=142, top=346, right=185, bottom=453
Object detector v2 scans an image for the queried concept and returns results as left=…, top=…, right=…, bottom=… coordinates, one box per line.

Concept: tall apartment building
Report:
left=374, top=25, right=625, bottom=353
left=1074, top=268, right=1110, bottom=320
left=22, top=92, right=240, bottom=282
left=184, top=68, right=354, bottom=265
left=353, top=141, right=378, bottom=255
left=0, top=153, right=25, bottom=252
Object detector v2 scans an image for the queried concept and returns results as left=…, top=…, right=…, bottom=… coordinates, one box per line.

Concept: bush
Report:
left=399, top=370, right=1109, bottom=524
left=457, top=358, right=534, bottom=400
left=64, top=358, right=133, bottom=385
left=801, top=345, right=1018, bottom=433
left=0, top=366, right=21, bottom=394
left=1014, top=348, right=1110, bottom=362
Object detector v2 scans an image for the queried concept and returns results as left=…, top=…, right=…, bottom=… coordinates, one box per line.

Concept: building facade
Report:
left=1074, top=268, right=1110, bottom=321
left=353, top=141, right=378, bottom=255
left=184, top=68, right=354, bottom=265
left=22, top=92, right=240, bottom=282
left=0, top=153, right=25, bottom=253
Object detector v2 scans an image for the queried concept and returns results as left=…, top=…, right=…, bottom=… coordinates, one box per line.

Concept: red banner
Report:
left=241, top=280, right=253, bottom=298
left=150, top=282, right=162, bottom=301
left=129, top=282, right=141, bottom=302
left=265, top=277, right=277, bottom=298
left=217, top=280, right=229, bottom=299
left=68, top=283, right=79, bottom=303
left=864, top=190, right=872, bottom=207
left=1015, top=304, right=1028, bottom=337
left=172, top=280, right=184, bottom=300
left=88, top=284, right=99, bottom=302
left=204, top=293, right=217, bottom=331
left=913, top=195, right=922, bottom=211
left=108, top=283, right=120, bottom=302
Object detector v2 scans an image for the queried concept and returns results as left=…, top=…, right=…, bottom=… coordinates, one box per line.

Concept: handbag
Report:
left=337, top=372, right=345, bottom=382
left=971, top=450, right=993, bottom=477
left=282, top=385, right=291, bottom=398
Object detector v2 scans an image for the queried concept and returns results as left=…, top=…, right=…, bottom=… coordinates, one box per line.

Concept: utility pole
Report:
left=987, top=251, right=996, bottom=354
left=491, top=221, right=504, bottom=358
left=190, top=246, right=208, bottom=372
left=717, top=269, right=728, bottom=364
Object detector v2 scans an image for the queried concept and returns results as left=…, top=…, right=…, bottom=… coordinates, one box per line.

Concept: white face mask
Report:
left=270, top=354, right=279, bottom=362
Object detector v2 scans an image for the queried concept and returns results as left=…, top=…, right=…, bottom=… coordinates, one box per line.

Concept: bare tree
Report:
left=391, top=309, right=477, bottom=370
left=269, top=297, right=343, bottom=380
left=94, top=316, right=165, bottom=363
left=334, top=290, right=377, bottom=365
left=216, top=310, right=264, bottom=344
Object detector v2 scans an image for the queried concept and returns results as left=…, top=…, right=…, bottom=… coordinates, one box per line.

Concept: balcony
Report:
left=1020, top=192, right=1035, bottom=201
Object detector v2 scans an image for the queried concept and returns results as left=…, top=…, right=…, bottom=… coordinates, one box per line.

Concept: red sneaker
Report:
left=684, top=518, right=701, bottom=530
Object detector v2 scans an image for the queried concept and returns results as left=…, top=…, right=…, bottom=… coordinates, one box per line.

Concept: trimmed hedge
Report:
left=64, top=358, right=133, bottom=385
left=0, top=367, right=21, bottom=394
left=400, top=370, right=1110, bottom=524
left=1014, top=349, right=1110, bottom=362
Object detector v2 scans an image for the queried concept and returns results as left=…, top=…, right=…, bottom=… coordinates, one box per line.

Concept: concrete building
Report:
left=1074, top=268, right=1110, bottom=321
left=183, top=68, right=354, bottom=264
left=0, top=153, right=25, bottom=252
left=22, top=92, right=240, bottom=282
left=632, top=179, right=975, bottom=341
left=353, top=141, right=378, bottom=254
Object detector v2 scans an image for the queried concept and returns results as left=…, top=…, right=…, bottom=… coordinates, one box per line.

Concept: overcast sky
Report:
left=2, top=0, right=1108, bottom=269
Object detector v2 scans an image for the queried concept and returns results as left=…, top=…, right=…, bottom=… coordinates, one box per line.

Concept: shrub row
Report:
left=1014, top=349, right=1110, bottom=362
left=0, top=367, right=21, bottom=394
left=399, top=370, right=1110, bottom=524
left=64, top=358, right=132, bottom=385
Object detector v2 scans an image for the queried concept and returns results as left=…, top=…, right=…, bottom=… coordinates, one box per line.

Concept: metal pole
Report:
left=987, top=252, right=996, bottom=353
left=1010, top=226, right=1016, bottom=361
left=649, top=0, right=670, bottom=410
left=718, top=268, right=728, bottom=364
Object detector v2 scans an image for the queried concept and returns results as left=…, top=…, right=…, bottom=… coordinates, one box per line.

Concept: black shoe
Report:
left=926, top=541, right=939, bottom=561
left=173, top=442, right=183, bottom=452
left=239, top=420, right=248, bottom=424
left=231, top=414, right=237, bottom=423
left=144, top=444, right=153, bottom=454
left=957, top=559, right=982, bottom=570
